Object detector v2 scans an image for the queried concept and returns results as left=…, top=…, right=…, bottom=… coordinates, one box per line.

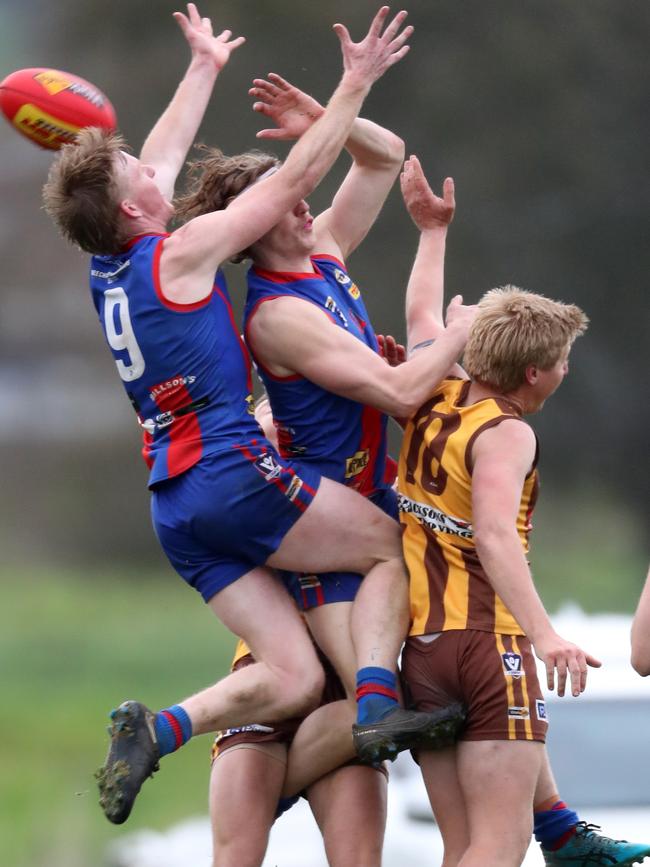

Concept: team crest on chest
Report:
left=333, top=267, right=360, bottom=299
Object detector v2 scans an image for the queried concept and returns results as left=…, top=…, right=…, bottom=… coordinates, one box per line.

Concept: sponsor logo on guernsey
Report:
left=398, top=493, right=474, bottom=539
left=325, top=295, right=349, bottom=328
left=149, top=375, right=197, bottom=403
left=508, top=706, right=530, bottom=720
left=245, top=394, right=256, bottom=416
left=91, top=260, right=131, bottom=282
left=501, top=652, right=524, bottom=677
left=345, top=449, right=370, bottom=479
left=536, top=699, right=548, bottom=722
left=254, top=452, right=283, bottom=481
left=286, top=475, right=304, bottom=502
left=139, top=417, right=157, bottom=435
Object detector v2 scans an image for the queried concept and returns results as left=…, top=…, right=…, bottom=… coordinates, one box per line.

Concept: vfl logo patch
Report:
left=536, top=699, right=548, bottom=722
left=508, top=706, right=530, bottom=720
left=502, top=652, right=524, bottom=677
left=254, top=452, right=282, bottom=481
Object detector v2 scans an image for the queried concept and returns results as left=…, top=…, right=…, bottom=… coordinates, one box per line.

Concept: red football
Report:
left=0, top=67, right=116, bottom=151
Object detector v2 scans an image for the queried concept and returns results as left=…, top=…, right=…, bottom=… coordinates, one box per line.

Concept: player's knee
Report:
left=284, top=656, right=325, bottom=716
left=213, top=839, right=267, bottom=867
left=472, top=821, right=531, bottom=866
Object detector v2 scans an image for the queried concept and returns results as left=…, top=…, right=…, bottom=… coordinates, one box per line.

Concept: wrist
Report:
left=527, top=621, right=555, bottom=646
left=421, top=224, right=449, bottom=237
left=338, top=71, right=372, bottom=99
left=187, top=54, right=222, bottom=78
left=444, top=319, right=472, bottom=343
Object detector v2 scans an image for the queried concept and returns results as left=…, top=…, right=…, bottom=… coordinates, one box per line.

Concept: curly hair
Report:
left=463, top=285, right=588, bottom=392
left=42, top=127, right=129, bottom=255
left=175, top=145, right=280, bottom=262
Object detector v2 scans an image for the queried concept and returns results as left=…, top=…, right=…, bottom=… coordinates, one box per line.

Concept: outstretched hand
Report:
left=173, top=3, right=245, bottom=72
left=401, top=155, right=455, bottom=230
left=334, top=6, right=414, bottom=88
left=533, top=631, right=602, bottom=697
left=249, top=74, right=324, bottom=141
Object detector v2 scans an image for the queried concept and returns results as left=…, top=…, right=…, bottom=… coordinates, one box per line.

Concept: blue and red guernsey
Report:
left=90, top=233, right=260, bottom=486
left=244, top=254, right=388, bottom=497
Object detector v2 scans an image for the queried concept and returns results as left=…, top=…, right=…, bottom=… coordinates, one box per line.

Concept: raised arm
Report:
left=631, top=565, right=650, bottom=676
left=471, top=422, right=601, bottom=696
left=162, top=6, right=413, bottom=302
left=246, top=293, right=475, bottom=418
left=140, top=3, right=245, bottom=200
left=249, top=71, right=406, bottom=260
left=400, top=155, right=456, bottom=353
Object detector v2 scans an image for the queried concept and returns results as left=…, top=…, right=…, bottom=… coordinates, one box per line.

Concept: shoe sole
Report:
left=354, top=708, right=464, bottom=764
left=96, top=701, right=158, bottom=825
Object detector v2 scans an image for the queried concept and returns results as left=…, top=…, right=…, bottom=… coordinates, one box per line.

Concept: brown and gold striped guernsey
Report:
left=232, top=638, right=250, bottom=667
left=399, top=378, right=539, bottom=637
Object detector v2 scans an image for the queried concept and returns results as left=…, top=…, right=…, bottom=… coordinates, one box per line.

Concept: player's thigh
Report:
left=210, top=743, right=287, bottom=864
left=267, top=477, right=402, bottom=575
left=306, top=601, right=357, bottom=698
left=457, top=739, right=543, bottom=845
left=419, top=746, right=469, bottom=863
left=308, top=764, right=387, bottom=867
left=208, top=565, right=320, bottom=680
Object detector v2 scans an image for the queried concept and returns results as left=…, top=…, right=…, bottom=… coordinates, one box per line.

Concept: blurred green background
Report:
left=0, top=1, right=647, bottom=865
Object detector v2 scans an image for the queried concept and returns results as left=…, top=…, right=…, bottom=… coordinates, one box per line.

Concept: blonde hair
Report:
left=463, top=285, right=588, bottom=392
left=175, top=146, right=280, bottom=262
left=42, top=127, right=128, bottom=255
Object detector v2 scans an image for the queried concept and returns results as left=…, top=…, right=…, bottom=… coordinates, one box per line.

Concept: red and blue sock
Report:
left=155, top=705, right=193, bottom=758
left=356, top=666, right=399, bottom=724
left=534, top=799, right=579, bottom=850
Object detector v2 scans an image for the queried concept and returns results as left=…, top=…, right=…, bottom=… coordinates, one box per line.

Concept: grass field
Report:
left=1, top=497, right=645, bottom=867
left=0, top=568, right=236, bottom=867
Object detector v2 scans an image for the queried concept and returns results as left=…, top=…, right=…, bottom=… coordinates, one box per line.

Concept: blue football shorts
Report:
left=282, top=485, right=399, bottom=610
left=151, top=441, right=321, bottom=603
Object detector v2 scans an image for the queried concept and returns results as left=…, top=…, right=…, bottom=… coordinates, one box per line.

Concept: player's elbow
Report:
left=385, top=132, right=406, bottom=167
left=473, top=523, right=510, bottom=558
left=631, top=646, right=650, bottom=677
left=384, top=386, right=422, bottom=419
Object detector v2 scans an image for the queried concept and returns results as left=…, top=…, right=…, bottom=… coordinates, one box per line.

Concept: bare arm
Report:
left=140, top=3, right=245, bottom=200
left=250, top=72, right=405, bottom=260
left=246, top=293, right=475, bottom=418
left=401, top=157, right=454, bottom=345
left=631, top=565, right=650, bottom=676
left=471, top=422, right=601, bottom=696
left=161, top=6, right=413, bottom=303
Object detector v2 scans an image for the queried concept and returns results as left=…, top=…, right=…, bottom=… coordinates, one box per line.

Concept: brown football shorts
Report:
left=401, top=629, right=548, bottom=743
